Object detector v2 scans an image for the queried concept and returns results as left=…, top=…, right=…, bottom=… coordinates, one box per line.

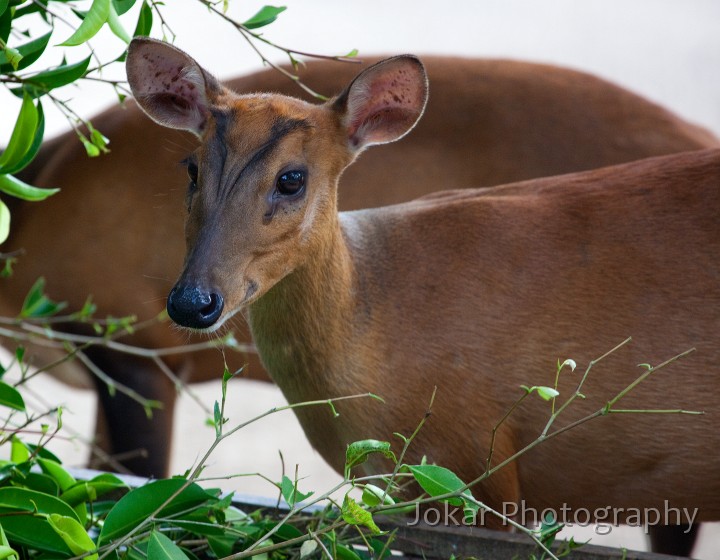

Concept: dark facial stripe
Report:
left=216, top=116, right=312, bottom=203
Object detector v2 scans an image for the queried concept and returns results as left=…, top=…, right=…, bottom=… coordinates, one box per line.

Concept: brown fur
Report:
left=2, top=47, right=717, bottom=479
left=125, top=39, right=720, bottom=556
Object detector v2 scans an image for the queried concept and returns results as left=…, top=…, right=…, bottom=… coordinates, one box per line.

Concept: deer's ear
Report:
left=126, top=38, right=222, bottom=136
left=334, top=55, right=428, bottom=151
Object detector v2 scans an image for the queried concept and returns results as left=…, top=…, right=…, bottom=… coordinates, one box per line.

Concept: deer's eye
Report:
left=183, top=159, right=199, bottom=211
left=186, top=161, right=199, bottom=188
left=276, top=170, right=306, bottom=197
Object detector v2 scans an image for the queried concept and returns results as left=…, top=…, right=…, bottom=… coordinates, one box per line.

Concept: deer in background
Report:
left=2, top=45, right=717, bottom=492
left=125, top=38, right=719, bottom=557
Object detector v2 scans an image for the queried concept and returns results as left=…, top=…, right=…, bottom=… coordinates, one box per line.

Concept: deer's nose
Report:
left=167, top=284, right=224, bottom=329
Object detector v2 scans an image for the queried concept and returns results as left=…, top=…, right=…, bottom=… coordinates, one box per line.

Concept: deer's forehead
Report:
left=195, top=96, right=339, bottom=173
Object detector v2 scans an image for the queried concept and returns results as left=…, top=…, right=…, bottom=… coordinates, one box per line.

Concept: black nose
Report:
left=167, top=284, right=224, bottom=329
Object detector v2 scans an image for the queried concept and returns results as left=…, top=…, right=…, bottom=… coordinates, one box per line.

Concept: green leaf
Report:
left=20, top=277, right=67, bottom=318
left=0, top=487, right=80, bottom=520
left=558, top=358, right=577, bottom=373
left=278, top=475, right=313, bottom=507
left=18, top=55, right=91, bottom=97
left=61, top=473, right=127, bottom=506
left=0, top=44, right=20, bottom=70
left=1, top=100, right=45, bottom=175
left=10, top=437, right=30, bottom=463
left=408, top=464, right=471, bottom=507
left=112, top=0, right=136, bottom=15
left=361, top=484, right=395, bottom=508
left=0, top=524, right=18, bottom=560
left=148, top=531, right=190, bottom=560
left=0, top=173, right=58, bottom=201
left=0, top=381, right=25, bottom=411
left=38, top=458, right=76, bottom=492
left=300, top=540, right=317, bottom=558
left=536, top=386, right=560, bottom=401
left=0, top=487, right=79, bottom=553
left=0, top=0, right=8, bottom=17
left=0, top=94, right=38, bottom=172
left=99, top=478, right=215, bottom=545
left=0, top=4, right=11, bottom=43
left=47, top=514, right=97, bottom=559
left=341, top=495, right=382, bottom=535
left=0, top=198, right=8, bottom=244
left=345, top=439, right=396, bottom=477
left=59, top=0, right=110, bottom=46
left=23, top=472, right=60, bottom=496
left=107, top=1, right=131, bottom=43
left=241, top=5, right=286, bottom=29
left=0, top=31, right=52, bottom=73
left=133, top=0, right=152, bottom=36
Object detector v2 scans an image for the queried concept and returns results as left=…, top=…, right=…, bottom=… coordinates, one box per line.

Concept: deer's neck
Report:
left=248, top=214, right=364, bottom=403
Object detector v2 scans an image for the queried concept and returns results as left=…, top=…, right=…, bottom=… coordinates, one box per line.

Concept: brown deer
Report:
left=125, top=38, right=719, bottom=557
left=2, top=47, right=717, bottom=486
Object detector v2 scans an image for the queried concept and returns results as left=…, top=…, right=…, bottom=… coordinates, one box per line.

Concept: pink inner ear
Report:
left=347, top=61, right=426, bottom=148
left=134, top=50, right=205, bottom=106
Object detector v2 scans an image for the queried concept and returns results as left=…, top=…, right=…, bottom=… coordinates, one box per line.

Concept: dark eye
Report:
left=186, top=161, right=199, bottom=189
left=276, top=170, right=306, bottom=197
left=184, top=160, right=199, bottom=211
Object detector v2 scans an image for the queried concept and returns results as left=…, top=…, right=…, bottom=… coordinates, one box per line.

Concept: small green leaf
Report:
left=341, top=495, right=382, bottom=535
left=60, top=473, right=126, bottom=507
left=59, top=0, right=110, bottom=46
left=148, top=531, right=190, bottom=560
left=344, top=48, right=359, bottom=58
left=0, top=524, right=18, bottom=560
left=81, top=137, right=100, bottom=157
left=558, top=358, right=577, bottom=373
left=10, top=437, right=30, bottom=463
left=107, top=2, right=131, bottom=43
left=0, top=44, right=20, bottom=70
left=0, top=381, right=25, bottom=411
left=47, top=514, right=97, bottom=559
left=300, top=540, right=317, bottom=558
left=536, top=386, right=560, bottom=401
left=361, top=484, right=395, bottom=508
left=112, top=0, right=136, bottom=15
left=0, top=173, right=58, bottom=201
left=20, top=277, right=67, bottom=318
left=0, top=94, right=38, bottom=172
left=213, top=400, right=221, bottom=436
left=0, top=31, right=52, bottom=72
left=408, top=464, right=472, bottom=507
left=37, top=458, right=76, bottom=491
left=241, top=5, right=286, bottom=29
left=1, top=100, right=45, bottom=175
left=345, top=439, right=396, bottom=477
left=278, top=475, right=313, bottom=507
left=132, top=0, right=153, bottom=37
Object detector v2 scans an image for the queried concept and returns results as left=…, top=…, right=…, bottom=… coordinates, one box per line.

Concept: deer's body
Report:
left=124, top=39, right=719, bottom=556
left=2, top=53, right=717, bottom=481
left=253, top=151, right=720, bottom=520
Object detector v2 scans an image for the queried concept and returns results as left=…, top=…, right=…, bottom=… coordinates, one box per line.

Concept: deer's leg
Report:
left=86, top=348, right=176, bottom=478
left=647, top=523, right=698, bottom=557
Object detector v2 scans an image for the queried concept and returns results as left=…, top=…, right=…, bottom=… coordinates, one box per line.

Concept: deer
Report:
left=124, top=37, right=720, bottom=557
left=2, top=44, right=717, bottom=490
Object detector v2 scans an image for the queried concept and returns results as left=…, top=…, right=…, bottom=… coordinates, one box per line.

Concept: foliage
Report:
left=0, top=282, right=700, bottom=559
